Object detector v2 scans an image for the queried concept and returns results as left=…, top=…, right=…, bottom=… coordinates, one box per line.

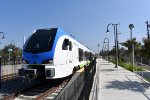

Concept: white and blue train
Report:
left=20, top=28, right=94, bottom=79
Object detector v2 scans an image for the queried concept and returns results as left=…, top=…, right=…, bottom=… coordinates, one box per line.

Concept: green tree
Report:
left=141, top=38, right=150, bottom=58
left=2, top=44, right=22, bottom=59
left=120, top=38, right=141, bottom=59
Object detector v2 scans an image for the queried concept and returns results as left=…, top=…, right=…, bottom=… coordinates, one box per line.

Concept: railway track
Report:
left=2, top=77, right=71, bottom=100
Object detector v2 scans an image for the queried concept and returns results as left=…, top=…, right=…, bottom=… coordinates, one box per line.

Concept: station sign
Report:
left=8, top=48, right=13, bottom=52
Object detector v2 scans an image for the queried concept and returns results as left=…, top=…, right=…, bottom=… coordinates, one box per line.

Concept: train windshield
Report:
left=24, top=28, right=57, bottom=53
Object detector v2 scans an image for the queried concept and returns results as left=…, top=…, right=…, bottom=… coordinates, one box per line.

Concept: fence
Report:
left=109, top=55, right=150, bottom=66
left=55, top=59, right=96, bottom=100
left=108, top=55, right=150, bottom=84
left=135, top=57, right=150, bottom=66
left=0, top=57, right=22, bottom=81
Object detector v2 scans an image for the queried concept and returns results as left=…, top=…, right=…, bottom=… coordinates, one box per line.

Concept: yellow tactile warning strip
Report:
left=77, top=67, right=85, bottom=72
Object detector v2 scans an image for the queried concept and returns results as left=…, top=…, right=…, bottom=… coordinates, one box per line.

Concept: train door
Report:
left=68, top=39, right=73, bottom=71
left=62, top=38, right=69, bottom=66
left=62, top=37, right=73, bottom=74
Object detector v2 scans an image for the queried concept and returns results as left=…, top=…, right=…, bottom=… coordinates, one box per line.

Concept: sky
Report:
left=0, top=0, right=150, bottom=53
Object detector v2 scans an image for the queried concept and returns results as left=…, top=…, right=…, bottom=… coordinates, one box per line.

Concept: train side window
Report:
left=79, top=48, right=83, bottom=62
left=84, top=51, right=88, bottom=60
left=83, top=51, right=85, bottom=61
left=87, top=52, right=90, bottom=60
left=62, top=39, right=69, bottom=50
left=89, top=52, right=92, bottom=61
left=69, top=41, right=72, bottom=51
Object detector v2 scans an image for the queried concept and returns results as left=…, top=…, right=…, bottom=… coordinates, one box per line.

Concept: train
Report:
left=19, top=28, right=95, bottom=79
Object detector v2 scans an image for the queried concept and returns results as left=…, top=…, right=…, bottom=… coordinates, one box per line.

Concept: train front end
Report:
left=19, top=28, right=58, bottom=79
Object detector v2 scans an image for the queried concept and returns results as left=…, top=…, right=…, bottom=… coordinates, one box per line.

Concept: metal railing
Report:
left=55, top=59, right=96, bottom=100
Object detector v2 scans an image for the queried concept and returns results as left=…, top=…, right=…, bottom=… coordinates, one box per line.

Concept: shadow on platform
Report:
left=100, top=63, right=113, bottom=65
left=105, top=80, right=149, bottom=92
left=100, top=69, right=116, bottom=72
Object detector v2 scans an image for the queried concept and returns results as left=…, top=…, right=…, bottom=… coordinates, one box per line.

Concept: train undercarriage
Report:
left=19, top=65, right=47, bottom=79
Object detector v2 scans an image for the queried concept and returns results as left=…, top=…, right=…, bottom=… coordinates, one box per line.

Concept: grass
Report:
left=110, top=59, right=143, bottom=72
left=145, top=78, right=150, bottom=82
left=122, top=62, right=143, bottom=72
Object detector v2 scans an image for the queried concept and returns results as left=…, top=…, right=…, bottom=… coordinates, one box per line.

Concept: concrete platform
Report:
left=90, top=58, right=150, bottom=100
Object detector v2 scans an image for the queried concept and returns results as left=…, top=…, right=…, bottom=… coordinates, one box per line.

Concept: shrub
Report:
left=110, top=60, right=143, bottom=72
left=118, top=62, right=143, bottom=72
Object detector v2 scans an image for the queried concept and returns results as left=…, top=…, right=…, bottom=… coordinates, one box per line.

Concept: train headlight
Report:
left=42, top=59, right=53, bottom=64
left=49, top=60, right=53, bottom=64
left=22, top=59, right=29, bottom=64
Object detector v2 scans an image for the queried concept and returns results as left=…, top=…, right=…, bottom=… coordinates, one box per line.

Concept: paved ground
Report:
left=90, top=58, right=150, bottom=100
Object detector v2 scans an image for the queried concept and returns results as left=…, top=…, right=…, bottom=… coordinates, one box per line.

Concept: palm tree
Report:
left=120, top=38, right=141, bottom=61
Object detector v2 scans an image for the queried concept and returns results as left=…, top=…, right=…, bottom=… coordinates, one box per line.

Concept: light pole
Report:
left=106, top=23, right=119, bottom=68
left=0, top=32, right=5, bottom=44
left=101, top=43, right=105, bottom=59
left=11, top=40, right=15, bottom=46
left=97, top=44, right=100, bottom=57
left=103, top=42, right=107, bottom=60
left=104, top=38, right=109, bottom=63
left=129, top=24, right=134, bottom=72
left=0, top=32, right=5, bottom=39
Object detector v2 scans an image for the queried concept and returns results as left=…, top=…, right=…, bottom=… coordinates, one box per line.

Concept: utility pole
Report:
left=146, top=21, right=150, bottom=40
left=146, top=21, right=150, bottom=65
